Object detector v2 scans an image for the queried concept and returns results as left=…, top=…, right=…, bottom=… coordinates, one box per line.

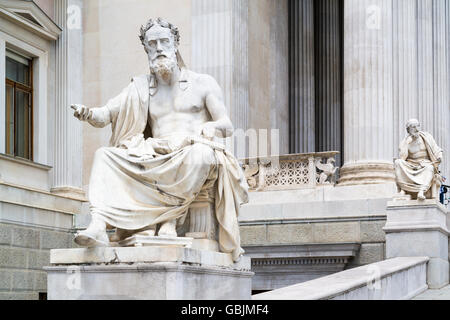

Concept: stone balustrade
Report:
left=253, top=257, right=429, bottom=300
left=240, top=151, right=339, bottom=192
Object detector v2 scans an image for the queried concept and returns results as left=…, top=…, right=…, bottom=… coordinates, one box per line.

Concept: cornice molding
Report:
left=0, top=0, right=61, bottom=41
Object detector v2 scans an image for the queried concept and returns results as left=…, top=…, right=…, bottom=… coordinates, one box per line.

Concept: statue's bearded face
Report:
left=407, top=124, right=420, bottom=138
left=144, top=25, right=178, bottom=81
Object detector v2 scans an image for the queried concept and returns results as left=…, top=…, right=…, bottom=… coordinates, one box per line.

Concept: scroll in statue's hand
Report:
left=71, top=104, right=92, bottom=121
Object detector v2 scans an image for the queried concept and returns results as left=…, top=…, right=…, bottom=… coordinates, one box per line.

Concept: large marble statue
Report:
left=394, top=119, right=443, bottom=201
left=70, top=18, right=248, bottom=261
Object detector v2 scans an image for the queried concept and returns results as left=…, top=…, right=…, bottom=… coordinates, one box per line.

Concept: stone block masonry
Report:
left=241, top=218, right=386, bottom=266
left=240, top=217, right=387, bottom=291
left=0, top=222, right=77, bottom=300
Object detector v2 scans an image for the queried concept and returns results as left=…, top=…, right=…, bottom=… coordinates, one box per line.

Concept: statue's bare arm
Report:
left=71, top=104, right=112, bottom=128
left=200, top=75, right=233, bottom=138
left=71, top=85, right=127, bottom=128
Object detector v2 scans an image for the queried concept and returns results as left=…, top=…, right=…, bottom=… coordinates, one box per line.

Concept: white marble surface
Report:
left=117, top=235, right=193, bottom=248
left=50, top=246, right=251, bottom=270
left=240, top=183, right=397, bottom=223
left=46, top=262, right=253, bottom=300
left=253, top=257, right=429, bottom=300
left=191, top=0, right=249, bottom=139
left=384, top=199, right=448, bottom=234
left=341, top=0, right=394, bottom=185
left=431, top=0, right=450, bottom=182
left=384, top=200, right=449, bottom=288
left=392, top=0, right=418, bottom=154
left=46, top=246, right=253, bottom=300
left=414, top=284, right=450, bottom=300
left=0, top=181, right=83, bottom=215
left=52, top=0, right=84, bottom=198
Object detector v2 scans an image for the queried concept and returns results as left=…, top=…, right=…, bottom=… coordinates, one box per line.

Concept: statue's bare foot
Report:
left=417, top=191, right=426, bottom=201
left=74, top=227, right=109, bottom=247
left=158, top=220, right=177, bottom=237
left=74, top=217, right=109, bottom=247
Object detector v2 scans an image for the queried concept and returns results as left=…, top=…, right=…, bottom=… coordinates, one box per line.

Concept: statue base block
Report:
left=384, top=199, right=449, bottom=289
left=44, top=246, right=253, bottom=300
left=117, top=235, right=193, bottom=248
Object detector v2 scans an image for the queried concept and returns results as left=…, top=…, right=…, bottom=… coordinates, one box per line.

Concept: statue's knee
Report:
left=189, top=143, right=215, bottom=166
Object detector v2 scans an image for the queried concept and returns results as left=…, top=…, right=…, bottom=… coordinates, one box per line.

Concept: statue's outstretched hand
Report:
left=71, top=104, right=92, bottom=121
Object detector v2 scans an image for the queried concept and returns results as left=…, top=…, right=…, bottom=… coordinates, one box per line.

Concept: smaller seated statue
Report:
left=394, top=119, right=443, bottom=201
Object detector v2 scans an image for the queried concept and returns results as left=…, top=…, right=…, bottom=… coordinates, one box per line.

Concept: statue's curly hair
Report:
left=406, top=119, right=420, bottom=129
left=139, top=17, right=180, bottom=47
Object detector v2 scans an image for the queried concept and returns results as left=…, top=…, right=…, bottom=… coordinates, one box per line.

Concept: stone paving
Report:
left=414, top=285, right=450, bottom=300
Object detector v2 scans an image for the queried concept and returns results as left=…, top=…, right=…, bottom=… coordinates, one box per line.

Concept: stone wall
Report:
left=240, top=218, right=386, bottom=268
left=0, top=181, right=82, bottom=299
left=239, top=183, right=397, bottom=290
left=0, top=222, right=75, bottom=300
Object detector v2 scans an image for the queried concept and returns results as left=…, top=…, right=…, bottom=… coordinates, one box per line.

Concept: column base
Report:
left=338, top=162, right=395, bottom=186
left=45, top=246, right=253, bottom=300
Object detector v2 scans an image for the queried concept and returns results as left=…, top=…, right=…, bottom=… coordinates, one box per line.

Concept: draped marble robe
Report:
left=395, top=131, right=443, bottom=195
left=87, top=70, right=249, bottom=261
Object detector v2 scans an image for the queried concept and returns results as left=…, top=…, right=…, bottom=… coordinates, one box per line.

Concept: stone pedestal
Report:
left=45, top=247, right=253, bottom=300
left=383, top=200, right=449, bottom=289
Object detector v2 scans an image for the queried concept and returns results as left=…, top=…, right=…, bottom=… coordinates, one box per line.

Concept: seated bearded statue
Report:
left=70, top=18, right=248, bottom=262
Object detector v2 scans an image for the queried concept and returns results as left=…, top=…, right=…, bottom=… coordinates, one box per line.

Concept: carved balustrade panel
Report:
left=240, top=152, right=339, bottom=192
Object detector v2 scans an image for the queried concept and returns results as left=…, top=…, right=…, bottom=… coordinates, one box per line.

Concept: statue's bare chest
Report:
left=149, top=85, right=205, bottom=120
left=408, top=137, right=427, bottom=155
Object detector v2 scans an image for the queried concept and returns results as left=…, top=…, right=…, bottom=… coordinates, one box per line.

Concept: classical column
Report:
left=289, top=0, right=315, bottom=154
left=392, top=0, right=418, bottom=153
left=52, top=0, right=84, bottom=199
left=314, top=0, right=342, bottom=166
left=391, top=0, right=449, bottom=182
left=191, top=0, right=249, bottom=159
left=269, top=0, right=290, bottom=156
left=191, top=0, right=249, bottom=133
left=432, top=0, right=450, bottom=181
left=417, top=0, right=434, bottom=132
left=339, top=0, right=395, bottom=185
left=446, top=0, right=450, bottom=181
left=0, top=39, right=5, bottom=154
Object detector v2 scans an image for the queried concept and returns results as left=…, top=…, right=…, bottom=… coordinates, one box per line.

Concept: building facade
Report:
left=0, top=0, right=449, bottom=298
